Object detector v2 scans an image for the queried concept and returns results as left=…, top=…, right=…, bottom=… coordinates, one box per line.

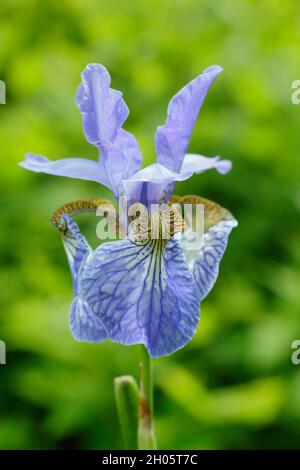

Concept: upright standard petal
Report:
left=172, top=195, right=238, bottom=301
left=78, top=237, right=200, bottom=358
left=53, top=213, right=107, bottom=343
left=76, top=64, right=142, bottom=193
left=155, top=65, right=223, bottom=173
left=97, top=139, right=128, bottom=197
left=76, top=63, right=128, bottom=145
left=19, top=153, right=111, bottom=187
left=114, top=129, right=143, bottom=178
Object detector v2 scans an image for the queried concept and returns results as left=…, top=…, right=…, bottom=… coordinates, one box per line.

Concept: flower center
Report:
left=128, top=203, right=185, bottom=246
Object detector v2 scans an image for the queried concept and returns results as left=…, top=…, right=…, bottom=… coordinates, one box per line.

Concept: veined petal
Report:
left=76, top=63, right=129, bottom=145
left=98, top=133, right=144, bottom=197
left=155, top=65, right=223, bottom=173
left=70, top=296, right=107, bottom=343
left=114, top=129, right=143, bottom=177
left=172, top=195, right=238, bottom=301
left=193, top=218, right=237, bottom=301
left=20, top=65, right=142, bottom=193
left=55, top=213, right=107, bottom=342
left=78, top=238, right=200, bottom=358
left=76, top=64, right=142, bottom=191
left=98, top=139, right=128, bottom=197
left=59, top=214, right=91, bottom=293
left=19, top=153, right=111, bottom=187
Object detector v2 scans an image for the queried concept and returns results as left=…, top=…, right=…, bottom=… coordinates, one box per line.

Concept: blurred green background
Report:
left=1, top=0, right=300, bottom=450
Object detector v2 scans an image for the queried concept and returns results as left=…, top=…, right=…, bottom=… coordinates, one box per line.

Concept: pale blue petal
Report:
left=114, top=129, right=143, bottom=177
left=76, top=64, right=142, bottom=191
left=123, top=157, right=231, bottom=204
left=76, top=63, right=129, bottom=145
left=164, top=153, right=232, bottom=201
left=180, top=214, right=238, bottom=301
left=193, top=219, right=237, bottom=300
left=19, top=153, right=111, bottom=187
left=123, top=163, right=176, bottom=205
left=98, top=139, right=127, bottom=197
left=60, top=214, right=92, bottom=293
left=180, top=154, right=232, bottom=177
left=59, top=214, right=108, bottom=342
left=20, top=64, right=142, bottom=192
left=70, top=296, right=107, bottom=342
left=78, top=238, right=200, bottom=358
left=98, top=135, right=142, bottom=198
left=155, top=65, right=223, bottom=173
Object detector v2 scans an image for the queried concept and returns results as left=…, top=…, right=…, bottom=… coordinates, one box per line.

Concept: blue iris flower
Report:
left=20, top=63, right=237, bottom=358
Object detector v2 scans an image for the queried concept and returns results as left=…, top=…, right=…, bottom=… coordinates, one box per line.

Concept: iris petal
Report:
left=192, top=218, right=237, bottom=300
left=165, top=153, right=232, bottom=201
left=78, top=238, right=200, bottom=358
left=123, top=156, right=231, bottom=205
left=70, top=296, right=107, bottom=342
left=77, top=64, right=142, bottom=193
left=76, top=63, right=129, bottom=145
left=172, top=195, right=238, bottom=301
left=59, top=214, right=91, bottom=293
left=155, top=65, right=223, bottom=173
left=57, top=214, right=108, bottom=342
left=19, top=153, right=111, bottom=187
left=180, top=154, right=232, bottom=177
left=20, top=64, right=143, bottom=196
left=114, top=129, right=143, bottom=178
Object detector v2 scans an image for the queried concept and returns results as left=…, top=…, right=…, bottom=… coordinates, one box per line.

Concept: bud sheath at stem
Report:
left=114, top=375, right=139, bottom=449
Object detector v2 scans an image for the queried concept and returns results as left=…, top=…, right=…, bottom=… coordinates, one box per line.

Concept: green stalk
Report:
left=138, top=345, right=157, bottom=450
left=141, top=345, right=154, bottom=413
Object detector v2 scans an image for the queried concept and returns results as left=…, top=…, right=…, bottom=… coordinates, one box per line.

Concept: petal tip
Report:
left=216, top=158, right=232, bottom=174
left=204, top=64, right=223, bottom=76
left=19, top=153, right=49, bottom=171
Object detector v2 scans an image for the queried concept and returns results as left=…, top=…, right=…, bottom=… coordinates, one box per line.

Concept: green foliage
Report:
left=1, top=0, right=300, bottom=449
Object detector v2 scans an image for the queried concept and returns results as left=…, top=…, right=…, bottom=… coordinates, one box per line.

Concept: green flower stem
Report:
left=141, top=345, right=154, bottom=413
left=138, top=345, right=157, bottom=450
